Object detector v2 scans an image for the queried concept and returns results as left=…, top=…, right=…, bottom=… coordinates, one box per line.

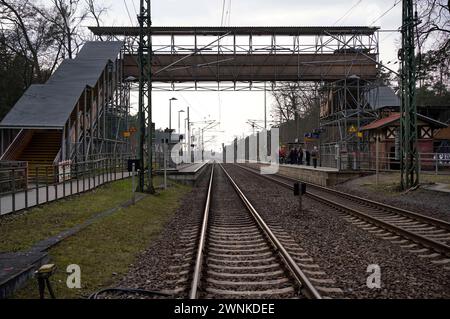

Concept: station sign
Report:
left=304, top=132, right=319, bottom=139
left=348, top=125, right=357, bottom=133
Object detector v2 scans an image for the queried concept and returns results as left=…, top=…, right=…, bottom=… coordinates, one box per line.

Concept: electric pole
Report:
left=399, top=0, right=419, bottom=190
left=137, top=0, right=154, bottom=193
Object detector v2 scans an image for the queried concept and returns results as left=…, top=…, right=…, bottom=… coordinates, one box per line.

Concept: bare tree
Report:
left=0, top=0, right=61, bottom=83
left=270, top=82, right=319, bottom=125
left=33, top=0, right=107, bottom=59
left=416, top=0, right=450, bottom=53
left=85, top=0, right=107, bottom=28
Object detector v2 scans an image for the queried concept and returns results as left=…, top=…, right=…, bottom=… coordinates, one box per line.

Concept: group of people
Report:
left=279, top=146, right=320, bottom=168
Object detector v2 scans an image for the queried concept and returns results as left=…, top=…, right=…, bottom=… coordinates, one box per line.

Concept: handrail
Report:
left=0, top=129, right=27, bottom=160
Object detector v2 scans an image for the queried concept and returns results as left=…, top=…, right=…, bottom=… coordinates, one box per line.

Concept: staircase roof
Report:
left=0, top=41, right=123, bottom=129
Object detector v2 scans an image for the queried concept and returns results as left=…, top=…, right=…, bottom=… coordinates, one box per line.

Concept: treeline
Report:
left=0, top=0, right=107, bottom=119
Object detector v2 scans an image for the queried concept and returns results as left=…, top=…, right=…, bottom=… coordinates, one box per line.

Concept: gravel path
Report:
left=225, top=164, right=450, bottom=299
left=336, top=173, right=450, bottom=222
left=100, top=169, right=210, bottom=299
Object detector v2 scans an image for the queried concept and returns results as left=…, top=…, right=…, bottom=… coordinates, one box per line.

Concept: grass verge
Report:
left=0, top=178, right=136, bottom=252
left=12, top=179, right=190, bottom=299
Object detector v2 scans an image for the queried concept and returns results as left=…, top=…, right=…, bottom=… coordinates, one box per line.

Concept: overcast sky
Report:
left=89, top=0, right=403, bottom=151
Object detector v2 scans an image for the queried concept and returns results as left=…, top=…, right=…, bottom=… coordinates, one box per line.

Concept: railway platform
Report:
left=244, top=163, right=367, bottom=186
left=155, top=162, right=209, bottom=186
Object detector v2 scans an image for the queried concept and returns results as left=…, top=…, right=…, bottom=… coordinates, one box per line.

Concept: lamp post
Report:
left=169, top=97, right=177, bottom=131
left=178, top=110, right=185, bottom=135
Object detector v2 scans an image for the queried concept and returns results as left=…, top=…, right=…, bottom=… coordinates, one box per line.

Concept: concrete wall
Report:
left=247, top=163, right=364, bottom=186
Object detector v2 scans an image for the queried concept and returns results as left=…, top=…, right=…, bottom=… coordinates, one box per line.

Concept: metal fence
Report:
left=319, top=147, right=450, bottom=174
left=0, top=157, right=132, bottom=215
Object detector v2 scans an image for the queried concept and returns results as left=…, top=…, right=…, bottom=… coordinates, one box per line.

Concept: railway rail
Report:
left=235, top=164, right=450, bottom=264
left=189, top=163, right=324, bottom=299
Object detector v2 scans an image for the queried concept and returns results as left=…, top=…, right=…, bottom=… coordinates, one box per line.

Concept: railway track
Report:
left=189, top=163, right=326, bottom=299
left=235, top=164, right=450, bottom=267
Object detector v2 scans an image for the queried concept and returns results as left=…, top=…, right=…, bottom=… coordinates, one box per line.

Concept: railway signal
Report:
left=294, top=182, right=306, bottom=213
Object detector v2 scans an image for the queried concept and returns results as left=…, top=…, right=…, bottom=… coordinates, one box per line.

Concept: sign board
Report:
left=127, top=159, right=141, bottom=172
left=123, top=131, right=131, bottom=138
left=348, top=125, right=357, bottom=133
left=304, top=132, right=319, bottom=139
left=129, top=127, right=137, bottom=133
left=58, top=160, right=72, bottom=182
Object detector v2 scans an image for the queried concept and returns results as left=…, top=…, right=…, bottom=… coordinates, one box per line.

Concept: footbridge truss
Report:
left=89, top=26, right=380, bottom=91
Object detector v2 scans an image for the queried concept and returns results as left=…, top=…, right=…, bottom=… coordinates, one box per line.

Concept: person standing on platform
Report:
left=289, top=148, right=295, bottom=164
left=279, top=148, right=286, bottom=164
left=305, top=149, right=311, bottom=166
left=298, top=146, right=304, bottom=165
left=311, top=146, right=319, bottom=168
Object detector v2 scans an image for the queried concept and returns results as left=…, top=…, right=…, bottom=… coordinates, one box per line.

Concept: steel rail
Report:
left=248, top=166, right=450, bottom=231
left=235, top=164, right=450, bottom=257
left=236, top=164, right=450, bottom=230
left=189, top=163, right=214, bottom=299
left=219, top=163, right=322, bottom=299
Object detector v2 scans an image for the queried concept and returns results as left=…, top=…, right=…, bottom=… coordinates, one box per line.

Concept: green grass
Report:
left=0, top=178, right=136, bottom=252
left=12, top=179, right=190, bottom=299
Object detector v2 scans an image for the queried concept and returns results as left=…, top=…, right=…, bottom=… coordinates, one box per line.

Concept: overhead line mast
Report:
left=399, top=0, right=419, bottom=190
left=137, top=0, right=154, bottom=193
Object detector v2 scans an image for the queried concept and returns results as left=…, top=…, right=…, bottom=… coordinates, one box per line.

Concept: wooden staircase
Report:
left=17, top=130, right=62, bottom=183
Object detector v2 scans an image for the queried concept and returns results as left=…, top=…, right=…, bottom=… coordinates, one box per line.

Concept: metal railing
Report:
left=319, top=150, right=450, bottom=174
left=0, top=157, right=131, bottom=215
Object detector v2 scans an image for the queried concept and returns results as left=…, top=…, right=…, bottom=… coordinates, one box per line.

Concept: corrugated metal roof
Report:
left=0, top=41, right=123, bottom=129
left=89, top=26, right=379, bottom=36
left=47, top=59, right=109, bottom=87
left=76, top=41, right=124, bottom=61
left=0, top=84, right=84, bottom=129
left=364, top=86, right=400, bottom=110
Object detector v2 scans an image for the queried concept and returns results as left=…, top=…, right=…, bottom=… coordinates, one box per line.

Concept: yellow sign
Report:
left=123, top=131, right=131, bottom=138
left=357, top=132, right=363, bottom=138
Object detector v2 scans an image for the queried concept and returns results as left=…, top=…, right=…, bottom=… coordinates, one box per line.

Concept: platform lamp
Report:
left=169, top=97, right=177, bottom=131
left=178, top=109, right=185, bottom=135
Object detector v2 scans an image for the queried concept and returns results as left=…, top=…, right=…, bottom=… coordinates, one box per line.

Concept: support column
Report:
left=400, top=0, right=419, bottom=189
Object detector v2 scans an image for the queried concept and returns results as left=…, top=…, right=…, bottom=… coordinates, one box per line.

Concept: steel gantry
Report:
left=400, top=0, right=419, bottom=190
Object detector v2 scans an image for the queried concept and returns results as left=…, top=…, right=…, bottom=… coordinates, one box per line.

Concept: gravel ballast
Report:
left=336, top=173, right=450, bottom=222
left=100, top=170, right=211, bottom=299
left=224, top=164, right=450, bottom=299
